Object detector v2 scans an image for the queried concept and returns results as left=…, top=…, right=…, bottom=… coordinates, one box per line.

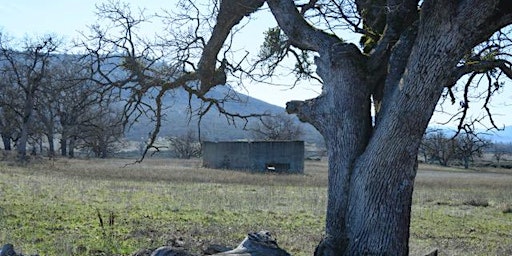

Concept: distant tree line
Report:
left=490, top=142, right=512, bottom=167
left=420, top=129, right=512, bottom=168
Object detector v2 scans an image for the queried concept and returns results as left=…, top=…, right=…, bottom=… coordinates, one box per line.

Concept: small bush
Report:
left=463, top=198, right=489, bottom=207
left=500, top=204, right=512, bottom=214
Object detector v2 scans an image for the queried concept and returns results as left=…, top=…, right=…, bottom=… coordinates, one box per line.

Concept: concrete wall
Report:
left=202, top=141, right=304, bottom=173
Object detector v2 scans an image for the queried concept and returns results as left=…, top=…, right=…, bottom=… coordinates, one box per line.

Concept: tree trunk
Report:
left=288, top=43, right=376, bottom=255
left=100, top=137, right=108, bottom=158
left=307, top=77, right=435, bottom=254
left=1, top=133, right=11, bottom=151
left=47, top=133, right=55, bottom=157
left=38, top=138, right=43, bottom=155
left=68, top=137, right=75, bottom=158
left=289, top=17, right=460, bottom=254
left=60, top=137, right=67, bottom=156
left=463, top=156, right=470, bottom=169
left=17, top=121, right=29, bottom=159
left=17, top=92, right=35, bottom=160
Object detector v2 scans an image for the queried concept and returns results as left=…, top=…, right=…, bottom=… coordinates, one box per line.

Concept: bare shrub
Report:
left=463, top=198, right=489, bottom=207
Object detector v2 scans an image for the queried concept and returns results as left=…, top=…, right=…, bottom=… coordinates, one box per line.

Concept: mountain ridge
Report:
left=124, top=85, right=325, bottom=145
left=124, top=84, right=512, bottom=145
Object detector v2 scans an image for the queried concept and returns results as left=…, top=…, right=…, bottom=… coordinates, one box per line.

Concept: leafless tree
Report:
left=0, top=33, right=59, bottom=160
left=422, top=129, right=491, bottom=168
left=77, top=105, right=124, bottom=158
left=455, top=131, right=491, bottom=169
left=491, top=142, right=512, bottom=166
left=169, top=129, right=201, bottom=159
left=250, top=113, right=303, bottom=141
left=34, top=57, right=72, bottom=157
left=421, top=131, right=458, bottom=166
left=77, top=1, right=265, bottom=162
left=240, top=2, right=511, bottom=254
left=0, top=84, right=20, bottom=151
left=79, top=0, right=512, bottom=254
left=43, top=56, right=108, bottom=158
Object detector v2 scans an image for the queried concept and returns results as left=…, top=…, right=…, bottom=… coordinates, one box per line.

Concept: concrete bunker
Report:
left=202, top=141, right=304, bottom=173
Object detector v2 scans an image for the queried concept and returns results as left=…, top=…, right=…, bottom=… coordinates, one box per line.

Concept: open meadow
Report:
left=0, top=157, right=511, bottom=255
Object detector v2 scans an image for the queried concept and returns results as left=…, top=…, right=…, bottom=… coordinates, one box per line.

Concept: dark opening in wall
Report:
left=266, top=163, right=290, bottom=172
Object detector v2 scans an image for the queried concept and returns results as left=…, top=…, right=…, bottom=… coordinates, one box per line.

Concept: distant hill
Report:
left=118, top=81, right=512, bottom=146
left=123, top=85, right=325, bottom=145
left=485, top=126, right=512, bottom=143
left=427, top=125, right=512, bottom=143
left=125, top=84, right=512, bottom=146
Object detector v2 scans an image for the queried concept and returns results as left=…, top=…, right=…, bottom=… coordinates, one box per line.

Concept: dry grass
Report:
left=44, top=158, right=328, bottom=187
left=0, top=157, right=511, bottom=255
left=0, top=158, right=327, bottom=256
left=412, top=165, right=512, bottom=255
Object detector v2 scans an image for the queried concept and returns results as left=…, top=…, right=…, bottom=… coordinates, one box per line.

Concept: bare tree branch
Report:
left=197, top=0, right=265, bottom=93
left=77, top=1, right=273, bottom=162
left=266, top=0, right=340, bottom=52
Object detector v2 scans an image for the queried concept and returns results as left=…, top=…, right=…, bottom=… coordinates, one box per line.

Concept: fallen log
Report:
left=150, top=230, right=291, bottom=256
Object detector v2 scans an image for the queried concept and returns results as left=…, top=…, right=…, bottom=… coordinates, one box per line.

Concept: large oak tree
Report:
left=84, top=0, right=512, bottom=255
left=194, top=1, right=512, bottom=254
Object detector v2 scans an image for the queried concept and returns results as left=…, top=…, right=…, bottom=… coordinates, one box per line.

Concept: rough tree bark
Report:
left=265, top=1, right=512, bottom=255
left=177, top=0, right=512, bottom=254
left=85, top=0, right=511, bottom=255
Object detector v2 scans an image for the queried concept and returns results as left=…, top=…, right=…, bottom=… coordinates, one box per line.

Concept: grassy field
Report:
left=0, top=157, right=511, bottom=256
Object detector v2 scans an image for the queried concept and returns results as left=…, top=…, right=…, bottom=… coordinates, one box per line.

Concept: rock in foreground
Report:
left=150, top=231, right=291, bottom=256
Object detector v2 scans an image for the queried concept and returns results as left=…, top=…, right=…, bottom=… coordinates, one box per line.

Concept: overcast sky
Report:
left=0, top=0, right=510, bottom=127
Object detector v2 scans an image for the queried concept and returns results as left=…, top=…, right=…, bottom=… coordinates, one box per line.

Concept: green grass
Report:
left=0, top=158, right=511, bottom=255
left=0, top=158, right=326, bottom=255
left=412, top=164, right=512, bottom=255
